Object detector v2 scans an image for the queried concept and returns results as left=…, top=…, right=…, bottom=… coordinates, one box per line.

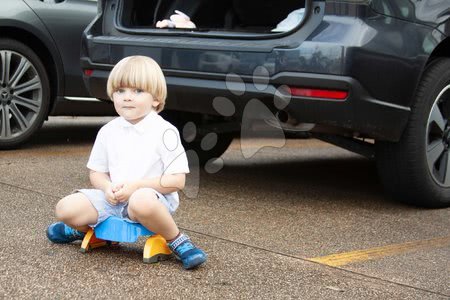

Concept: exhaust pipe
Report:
left=268, top=110, right=315, bottom=132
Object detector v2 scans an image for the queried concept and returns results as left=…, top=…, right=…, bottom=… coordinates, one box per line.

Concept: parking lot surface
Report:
left=0, top=117, right=449, bottom=299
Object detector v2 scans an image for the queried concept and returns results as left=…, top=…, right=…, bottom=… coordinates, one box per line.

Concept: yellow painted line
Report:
left=308, top=236, right=450, bottom=267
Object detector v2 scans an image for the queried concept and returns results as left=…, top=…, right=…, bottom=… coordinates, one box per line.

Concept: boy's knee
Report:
left=55, top=198, right=72, bottom=221
left=128, top=189, right=159, bottom=215
left=55, top=194, right=83, bottom=221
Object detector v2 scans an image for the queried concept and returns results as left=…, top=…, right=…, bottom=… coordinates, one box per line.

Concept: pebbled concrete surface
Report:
left=0, top=117, right=449, bottom=299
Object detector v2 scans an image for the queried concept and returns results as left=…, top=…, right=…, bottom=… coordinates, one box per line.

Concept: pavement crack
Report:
left=0, top=181, right=61, bottom=199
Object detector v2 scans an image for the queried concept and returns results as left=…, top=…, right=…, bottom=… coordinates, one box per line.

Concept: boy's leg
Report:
left=127, top=188, right=207, bottom=269
left=47, top=193, right=99, bottom=244
left=126, top=188, right=179, bottom=240
left=55, top=192, right=99, bottom=232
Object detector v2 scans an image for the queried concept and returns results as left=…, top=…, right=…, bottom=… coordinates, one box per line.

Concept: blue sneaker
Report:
left=46, top=222, right=85, bottom=244
left=168, top=233, right=207, bottom=269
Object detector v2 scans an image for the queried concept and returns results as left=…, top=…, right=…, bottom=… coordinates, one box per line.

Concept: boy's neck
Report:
left=123, top=110, right=156, bottom=125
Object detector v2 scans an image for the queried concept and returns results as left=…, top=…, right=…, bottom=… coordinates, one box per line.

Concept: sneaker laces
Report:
left=169, top=234, right=195, bottom=256
left=176, top=240, right=196, bottom=255
left=64, top=224, right=84, bottom=239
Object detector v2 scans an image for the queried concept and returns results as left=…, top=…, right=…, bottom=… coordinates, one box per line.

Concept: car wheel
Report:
left=0, top=39, right=50, bottom=149
left=376, top=57, right=450, bottom=208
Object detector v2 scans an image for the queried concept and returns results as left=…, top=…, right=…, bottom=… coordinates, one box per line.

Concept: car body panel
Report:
left=370, top=0, right=450, bottom=29
left=81, top=0, right=450, bottom=141
left=24, top=0, right=97, bottom=97
left=0, top=0, right=65, bottom=99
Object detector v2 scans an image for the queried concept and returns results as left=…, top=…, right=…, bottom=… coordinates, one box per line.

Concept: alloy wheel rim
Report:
left=0, top=50, right=43, bottom=140
left=426, top=84, right=450, bottom=187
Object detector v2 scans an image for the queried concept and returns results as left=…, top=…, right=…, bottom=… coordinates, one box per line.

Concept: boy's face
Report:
left=112, top=87, right=159, bottom=124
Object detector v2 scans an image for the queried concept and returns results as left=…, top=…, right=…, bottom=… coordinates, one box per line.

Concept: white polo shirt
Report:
left=87, top=111, right=189, bottom=209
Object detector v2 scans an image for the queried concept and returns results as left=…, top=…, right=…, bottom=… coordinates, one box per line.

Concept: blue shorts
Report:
left=77, top=188, right=177, bottom=227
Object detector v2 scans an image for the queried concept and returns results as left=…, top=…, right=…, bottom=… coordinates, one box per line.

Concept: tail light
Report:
left=288, top=87, right=348, bottom=100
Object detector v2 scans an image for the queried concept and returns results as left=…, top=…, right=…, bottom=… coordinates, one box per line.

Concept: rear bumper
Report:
left=81, top=59, right=410, bottom=141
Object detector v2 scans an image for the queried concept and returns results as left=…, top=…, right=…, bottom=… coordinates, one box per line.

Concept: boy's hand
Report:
left=104, top=183, right=119, bottom=205
left=113, top=182, right=138, bottom=203
left=112, top=183, right=124, bottom=193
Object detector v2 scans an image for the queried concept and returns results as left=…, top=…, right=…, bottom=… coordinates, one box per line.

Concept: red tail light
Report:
left=288, top=87, right=348, bottom=100
left=84, top=69, right=93, bottom=77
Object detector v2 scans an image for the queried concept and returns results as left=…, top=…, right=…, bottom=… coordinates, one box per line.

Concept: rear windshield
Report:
left=119, top=0, right=307, bottom=34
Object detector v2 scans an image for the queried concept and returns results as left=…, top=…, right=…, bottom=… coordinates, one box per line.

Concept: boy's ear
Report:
left=152, top=99, right=160, bottom=108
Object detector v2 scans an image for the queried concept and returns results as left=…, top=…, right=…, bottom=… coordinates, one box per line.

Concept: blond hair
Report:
left=107, top=56, right=167, bottom=112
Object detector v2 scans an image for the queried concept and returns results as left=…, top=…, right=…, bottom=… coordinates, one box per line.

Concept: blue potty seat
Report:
left=94, top=216, right=154, bottom=243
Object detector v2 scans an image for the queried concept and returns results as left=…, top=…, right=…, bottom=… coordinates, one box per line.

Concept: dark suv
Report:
left=81, top=0, right=450, bottom=208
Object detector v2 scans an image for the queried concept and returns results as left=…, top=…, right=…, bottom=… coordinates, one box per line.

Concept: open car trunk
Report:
left=119, top=0, right=307, bottom=34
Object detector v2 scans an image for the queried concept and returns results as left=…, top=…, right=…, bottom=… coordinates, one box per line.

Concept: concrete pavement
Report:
left=0, top=117, right=449, bottom=299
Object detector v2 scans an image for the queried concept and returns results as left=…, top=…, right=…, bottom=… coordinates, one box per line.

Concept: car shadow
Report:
left=25, top=117, right=114, bottom=149
left=198, top=147, right=413, bottom=210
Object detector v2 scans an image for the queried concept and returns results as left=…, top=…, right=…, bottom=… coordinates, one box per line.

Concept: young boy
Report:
left=46, top=55, right=207, bottom=270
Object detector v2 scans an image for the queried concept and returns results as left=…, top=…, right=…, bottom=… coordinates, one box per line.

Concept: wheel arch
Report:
left=0, top=26, right=64, bottom=115
left=428, top=36, right=450, bottom=63
left=410, top=36, right=450, bottom=117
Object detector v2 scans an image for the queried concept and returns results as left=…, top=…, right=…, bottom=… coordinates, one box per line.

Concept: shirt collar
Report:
left=118, top=110, right=157, bottom=134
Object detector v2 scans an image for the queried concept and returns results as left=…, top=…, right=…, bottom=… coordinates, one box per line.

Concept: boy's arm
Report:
left=135, top=173, right=186, bottom=194
left=113, top=173, right=186, bottom=202
left=89, top=170, right=112, bottom=190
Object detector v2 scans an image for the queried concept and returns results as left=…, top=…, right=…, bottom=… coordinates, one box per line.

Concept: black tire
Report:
left=161, top=111, right=234, bottom=166
left=376, top=58, right=450, bottom=208
left=182, top=132, right=234, bottom=166
left=0, top=39, right=50, bottom=149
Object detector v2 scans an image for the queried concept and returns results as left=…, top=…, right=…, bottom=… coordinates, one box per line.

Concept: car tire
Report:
left=376, top=57, right=450, bottom=208
left=183, top=132, right=234, bottom=167
left=162, top=111, right=234, bottom=166
left=0, top=38, right=50, bottom=149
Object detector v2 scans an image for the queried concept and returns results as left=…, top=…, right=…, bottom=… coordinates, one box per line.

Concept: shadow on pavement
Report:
left=26, top=117, right=114, bottom=148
